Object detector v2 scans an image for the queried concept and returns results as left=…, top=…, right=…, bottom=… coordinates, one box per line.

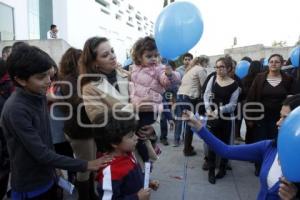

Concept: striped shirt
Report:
left=267, top=77, right=282, bottom=87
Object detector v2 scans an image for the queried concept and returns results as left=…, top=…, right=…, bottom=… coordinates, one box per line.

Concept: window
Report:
left=112, top=0, right=120, bottom=6
left=0, top=2, right=15, bottom=40
left=135, top=13, right=142, bottom=20
left=28, top=0, right=40, bottom=39
left=128, top=4, right=134, bottom=10
left=101, top=8, right=110, bottom=15
left=95, top=0, right=110, bottom=8
left=116, top=14, right=122, bottom=20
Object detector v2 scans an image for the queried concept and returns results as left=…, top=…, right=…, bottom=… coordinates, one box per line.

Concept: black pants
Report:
left=207, top=119, right=232, bottom=169
left=136, top=112, right=157, bottom=162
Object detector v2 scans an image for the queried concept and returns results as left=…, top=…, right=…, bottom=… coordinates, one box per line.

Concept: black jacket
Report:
left=1, top=88, right=87, bottom=192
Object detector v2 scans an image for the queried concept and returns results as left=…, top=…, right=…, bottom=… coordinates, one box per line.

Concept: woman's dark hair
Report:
left=79, top=37, right=108, bottom=86
left=6, top=45, right=55, bottom=86
left=268, top=54, right=284, bottom=64
left=131, top=36, right=157, bottom=65
left=101, top=112, right=138, bottom=152
left=59, top=47, right=82, bottom=78
left=167, top=60, right=176, bottom=70
left=282, top=94, right=300, bottom=111
left=273, top=94, right=300, bottom=147
left=241, top=56, right=252, bottom=63
left=242, top=61, right=262, bottom=96
left=245, top=61, right=262, bottom=79
left=216, top=55, right=234, bottom=71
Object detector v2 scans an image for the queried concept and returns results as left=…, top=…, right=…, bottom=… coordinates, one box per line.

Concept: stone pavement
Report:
left=150, top=134, right=260, bottom=200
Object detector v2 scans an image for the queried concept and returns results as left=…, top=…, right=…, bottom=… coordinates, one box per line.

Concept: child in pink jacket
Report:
left=130, top=36, right=179, bottom=126
left=130, top=37, right=180, bottom=163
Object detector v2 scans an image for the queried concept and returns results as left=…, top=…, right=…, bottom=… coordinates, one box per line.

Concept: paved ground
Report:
left=150, top=134, right=260, bottom=200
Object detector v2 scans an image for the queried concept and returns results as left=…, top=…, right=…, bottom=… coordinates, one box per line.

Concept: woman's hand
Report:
left=169, top=120, right=175, bottom=131
left=182, top=110, right=203, bottom=132
left=278, top=177, right=298, bottom=200
left=87, top=154, right=114, bottom=171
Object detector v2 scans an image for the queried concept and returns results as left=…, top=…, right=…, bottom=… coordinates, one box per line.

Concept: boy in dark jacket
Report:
left=97, top=112, right=159, bottom=200
left=1, top=44, right=113, bottom=199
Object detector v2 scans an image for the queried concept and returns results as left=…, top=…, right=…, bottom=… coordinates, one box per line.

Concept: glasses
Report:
left=214, top=65, right=226, bottom=69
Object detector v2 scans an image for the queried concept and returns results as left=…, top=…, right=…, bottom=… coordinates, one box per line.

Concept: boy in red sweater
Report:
left=97, top=112, right=159, bottom=200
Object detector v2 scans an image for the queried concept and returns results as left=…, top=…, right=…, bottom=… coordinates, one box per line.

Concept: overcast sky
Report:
left=131, top=0, right=300, bottom=56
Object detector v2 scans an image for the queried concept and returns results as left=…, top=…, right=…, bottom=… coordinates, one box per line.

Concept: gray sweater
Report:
left=1, top=88, right=87, bottom=192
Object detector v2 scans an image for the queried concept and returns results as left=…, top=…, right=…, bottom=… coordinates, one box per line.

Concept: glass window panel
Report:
left=0, top=3, right=14, bottom=40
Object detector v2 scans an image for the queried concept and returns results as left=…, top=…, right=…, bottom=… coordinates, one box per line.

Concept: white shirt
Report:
left=267, top=153, right=282, bottom=189
left=47, top=30, right=58, bottom=39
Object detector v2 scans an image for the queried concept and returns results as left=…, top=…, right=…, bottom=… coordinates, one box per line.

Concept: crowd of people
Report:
left=0, top=35, right=299, bottom=200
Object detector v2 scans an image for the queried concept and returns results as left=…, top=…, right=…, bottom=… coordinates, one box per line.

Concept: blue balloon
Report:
left=235, top=60, right=250, bottom=79
left=263, top=58, right=268, bottom=66
left=290, top=46, right=300, bottom=68
left=123, top=57, right=132, bottom=67
left=278, top=106, right=300, bottom=181
left=155, top=2, right=204, bottom=59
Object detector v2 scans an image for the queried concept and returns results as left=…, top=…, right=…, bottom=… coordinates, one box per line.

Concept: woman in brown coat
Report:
left=245, top=54, right=294, bottom=175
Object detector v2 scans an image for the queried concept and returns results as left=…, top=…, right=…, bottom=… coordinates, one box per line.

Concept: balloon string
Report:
left=181, top=121, right=188, bottom=200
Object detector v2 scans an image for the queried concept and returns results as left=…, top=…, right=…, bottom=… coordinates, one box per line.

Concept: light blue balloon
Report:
left=263, top=58, right=268, bottom=66
left=290, top=46, right=300, bottom=68
left=278, top=106, right=300, bottom=182
left=154, top=1, right=204, bottom=59
left=235, top=60, right=250, bottom=79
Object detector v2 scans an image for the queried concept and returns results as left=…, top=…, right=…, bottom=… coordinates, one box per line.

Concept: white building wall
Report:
left=60, top=0, right=153, bottom=63
left=0, top=0, right=154, bottom=63
left=52, top=0, right=68, bottom=41
left=1, top=0, right=29, bottom=40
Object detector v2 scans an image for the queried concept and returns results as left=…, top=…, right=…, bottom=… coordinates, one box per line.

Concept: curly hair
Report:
left=131, top=36, right=157, bottom=65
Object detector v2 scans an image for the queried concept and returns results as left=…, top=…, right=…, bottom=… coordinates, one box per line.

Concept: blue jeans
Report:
left=174, top=95, right=195, bottom=142
left=160, top=93, right=173, bottom=140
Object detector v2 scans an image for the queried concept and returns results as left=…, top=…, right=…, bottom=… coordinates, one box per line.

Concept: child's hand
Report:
left=55, top=169, right=65, bottom=179
left=149, top=180, right=160, bottom=191
left=87, top=155, right=113, bottom=171
left=164, top=67, right=172, bottom=76
left=137, top=125, right=154, bottom=139
left=137, top=188, right=151, bottom=200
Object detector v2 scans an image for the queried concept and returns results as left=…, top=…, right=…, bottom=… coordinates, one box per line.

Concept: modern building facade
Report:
left=0, top=0, right=154, bottom=63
